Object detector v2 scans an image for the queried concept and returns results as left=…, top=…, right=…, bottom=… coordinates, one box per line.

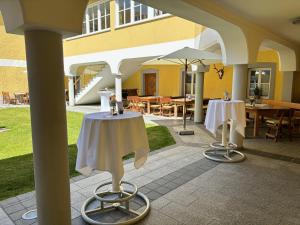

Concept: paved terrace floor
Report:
left=0, top=106, right=299, bottom=225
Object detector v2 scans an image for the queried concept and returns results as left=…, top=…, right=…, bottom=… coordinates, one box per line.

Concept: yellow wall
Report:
left=64, top=0, right=203, bottom=56
left=205, top=51, right=283, bottom=100
left=123, top=65, right=182, bottom=96
left=123, top=51, right=285, bottom=100
left=204, top=64, right=233, bottom=99
left=123, top=63, right=233, bottom=99
left=0, top=25, right=26, bottom=60
left=0, top=67, right=28, bottom=94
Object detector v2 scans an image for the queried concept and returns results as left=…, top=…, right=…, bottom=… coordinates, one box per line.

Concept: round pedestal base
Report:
left=203, top=142, right=246, bottom=163
left=22, top=209, right=37, bottom=220
left=81, top=181, right=150, bottom=225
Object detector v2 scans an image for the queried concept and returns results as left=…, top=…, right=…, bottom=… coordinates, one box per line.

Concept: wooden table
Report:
left=245, top=104, right=290, bottom=137
left=139, top=96, right=159, bottom=114
left=14, top=92, right=27, bottom=104
left=171, top=98, right=194, bottom=118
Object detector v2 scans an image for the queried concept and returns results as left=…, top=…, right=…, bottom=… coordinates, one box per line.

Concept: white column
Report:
left=24, top=30, right=71, bottom=225
left=68, top=76, right=75, bottom=106
left=115, top=74, right=122, bottom=102
left=230, top=64, right=248, bottom=148
left=281, top=71, right=294, bottom=102
left=193, top=65, right=209, bottom=123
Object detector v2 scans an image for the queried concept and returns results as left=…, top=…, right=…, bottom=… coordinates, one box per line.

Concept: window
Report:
left=82, top=19, right=87, bottom=34
left=118, top=0, right=131, bottom=25
left=154, top=9, right=166, bottom=17
left=134, top=2, right=148, bottom=21
left=82, top=1, right=110, bottom=34
left=88, top=5, right=98, bottom=33
left=116, top=1, right=169, bottom=26
left=100, top=1, right=110, bottom=30
left=248, top=68, right=272, bottom=98
left=181, top=71, right=195, bottom=95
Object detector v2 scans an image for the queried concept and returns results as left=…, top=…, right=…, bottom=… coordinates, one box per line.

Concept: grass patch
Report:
left=0, top=108, right=175, bottom=200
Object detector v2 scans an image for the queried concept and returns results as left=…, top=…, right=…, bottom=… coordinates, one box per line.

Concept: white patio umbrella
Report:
left=144, top=47, right=221, bottom=135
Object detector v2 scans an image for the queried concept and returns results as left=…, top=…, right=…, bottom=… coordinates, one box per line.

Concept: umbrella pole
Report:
left=178, top=59, right=194, bottom=135
left=183, top=59, right=187, bottom=130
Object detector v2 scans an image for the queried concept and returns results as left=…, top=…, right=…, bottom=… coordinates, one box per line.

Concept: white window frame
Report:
left=117, top=0, right=132, bottom=26
left=133, top=2, right=148, bottom=22
left=99, top=1, right=111, bottom=30
left=248, top=68, right=272, bottom=99
left=115, top=0, right=170, bottom=28
left=83, top=0, right=111, bottom=34
left=247, top=63, right=276, bottom=99
left=153, top=8, right=166, bottom=17
left=86, top=4, right=99, bottom=33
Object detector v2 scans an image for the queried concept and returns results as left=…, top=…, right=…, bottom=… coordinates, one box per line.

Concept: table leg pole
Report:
left=254, top=113, right=259, bottom=137
left=112, top=176, right=121, bottom=192
left=222, top=121, right=228, bottom=147
left=147, top=102, right=150, bottom=114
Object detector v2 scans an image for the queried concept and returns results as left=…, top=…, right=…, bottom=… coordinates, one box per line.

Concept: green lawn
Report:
left=0, top=108, right=175, bottom=200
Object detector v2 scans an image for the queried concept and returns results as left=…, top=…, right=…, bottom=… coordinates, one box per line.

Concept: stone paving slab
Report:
left=0, top=207, right=14, bottom=225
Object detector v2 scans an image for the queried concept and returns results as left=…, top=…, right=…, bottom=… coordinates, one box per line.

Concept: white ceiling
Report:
left=214, top=0, right=300, bottom=44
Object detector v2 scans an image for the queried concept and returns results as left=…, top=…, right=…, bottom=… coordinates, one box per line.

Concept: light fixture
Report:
left=292, top=17, right=300, bottom=25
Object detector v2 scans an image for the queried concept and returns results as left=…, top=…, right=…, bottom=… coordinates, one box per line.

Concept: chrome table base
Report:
left=203, top=142, right=246, bottom=163
left=81, top=181, right=150, bottom=225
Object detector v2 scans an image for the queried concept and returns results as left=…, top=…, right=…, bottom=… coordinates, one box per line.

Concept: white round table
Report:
left=76, top=111, right=150, bottom=225
left=204, top=100, right=246, bottom=162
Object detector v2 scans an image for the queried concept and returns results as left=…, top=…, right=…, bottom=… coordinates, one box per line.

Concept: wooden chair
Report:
left=265, top=109, right=291, bottom=142
left=2, top=92, right=17, bottom=104
left=14, top=92, right=27, bottom=104
left=24, top=93, right=30, bottom=104
left=132, top=96, right=145, bottom=114
left=150, top=98, right=161, bottom=115
left=126, top=96, right=136, bottom=111
left=160, top=97, right=174, bottom=117
left=291, top=110, right=300, bottom=135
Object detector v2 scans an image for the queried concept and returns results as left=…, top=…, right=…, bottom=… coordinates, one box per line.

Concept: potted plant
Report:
left=254, top=86, right=260, bottom=99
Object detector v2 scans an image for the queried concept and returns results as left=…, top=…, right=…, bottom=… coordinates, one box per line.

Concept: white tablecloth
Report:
left=99, top=91, right=111, bottom=112
left=205, top=100, right=246, bottom=136
left=76, top=112, right=150, bottom=184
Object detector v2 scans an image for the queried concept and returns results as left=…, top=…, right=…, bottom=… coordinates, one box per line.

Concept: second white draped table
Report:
left=204, top=100, right=246, bottom=163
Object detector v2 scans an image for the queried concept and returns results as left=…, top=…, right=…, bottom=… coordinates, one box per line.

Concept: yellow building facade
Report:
left=0, top=0, right=299, bottom=103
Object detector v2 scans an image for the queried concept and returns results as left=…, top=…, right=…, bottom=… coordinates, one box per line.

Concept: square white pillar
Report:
left=281, top=71, right=294, bottom=102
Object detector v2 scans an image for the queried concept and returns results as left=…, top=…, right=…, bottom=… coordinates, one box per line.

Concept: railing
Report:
left=74, top=73, right=97, bottom=95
